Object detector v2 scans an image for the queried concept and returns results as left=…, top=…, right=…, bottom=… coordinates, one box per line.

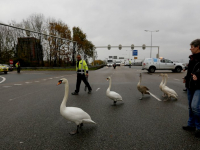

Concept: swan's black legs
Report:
left=69, top=125, right=79, bottom=135
left=69, top=124, right=84, bottom=135
left=113, top=101, right=117, bottom=105
left=80, top=123, right=83, bottom=128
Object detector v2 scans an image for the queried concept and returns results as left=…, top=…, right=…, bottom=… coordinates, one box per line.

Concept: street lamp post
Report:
left=145, top=30, right=159, bottom=58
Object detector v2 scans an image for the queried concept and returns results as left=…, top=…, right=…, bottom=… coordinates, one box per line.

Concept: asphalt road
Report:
left=0, top=66, right=200, bottom=150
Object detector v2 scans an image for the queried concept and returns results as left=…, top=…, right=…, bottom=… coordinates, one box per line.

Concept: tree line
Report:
left=0, top=13, right=96, bottom=66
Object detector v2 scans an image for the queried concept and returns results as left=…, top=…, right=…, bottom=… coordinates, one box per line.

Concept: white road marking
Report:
left=96, top=88, right=100, bottom=91
left=3, top=86, right=11, bottom=88
left=149, top=92, right=162, bottom=101
left=14, top=84, right=22, bottom=85
left=174, top=79, right=180, bottom=81
left=25, top=82, right=32, bottom=84
left=0, top=76, right=6, bottom=84
left=49, top=78, right=53, bottom=79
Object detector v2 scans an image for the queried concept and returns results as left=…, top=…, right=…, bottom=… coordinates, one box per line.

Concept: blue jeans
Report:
left=187, top=89, right=200, bottom=129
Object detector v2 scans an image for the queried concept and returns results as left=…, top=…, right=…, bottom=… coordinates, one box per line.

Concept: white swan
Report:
left=162, top=74, right=178, bottom=100
left=106, top=76, right=123, bottom=105
left=159, top=73, right=167, bottom=97
left=137, top=73, right=150, bottom=100
left=57, top=78, right=96, bottom=135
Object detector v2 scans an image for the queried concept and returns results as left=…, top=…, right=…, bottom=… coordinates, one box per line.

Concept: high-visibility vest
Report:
left=76, top=59, right=88, bottom=74
left=129, top=61, right=131, bottom=64
left=15, top=63, right=19, bottom=67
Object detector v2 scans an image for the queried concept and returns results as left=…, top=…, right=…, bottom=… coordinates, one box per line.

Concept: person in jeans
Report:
left=182, top=39, right=200, bottom=138
left=71, top=54, right=92, bottom=95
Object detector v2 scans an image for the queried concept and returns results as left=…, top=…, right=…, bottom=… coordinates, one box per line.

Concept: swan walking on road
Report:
left=159, top=73, right=167, bottom=97
left=106, top=76, right=123, bottom=105
left=137, top=73, right=150, bottom=100
left=162, top=74, right=178, bottom=101
left=57, top=78, right=96, bottom=135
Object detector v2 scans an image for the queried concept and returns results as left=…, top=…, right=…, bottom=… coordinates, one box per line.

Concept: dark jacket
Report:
left=185, top=53, right=200, bottom=90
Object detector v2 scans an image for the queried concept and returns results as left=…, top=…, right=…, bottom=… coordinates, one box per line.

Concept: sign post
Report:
left=132, top=50, right=138, bottom=65
left=9, top=60, right=13, bottom=66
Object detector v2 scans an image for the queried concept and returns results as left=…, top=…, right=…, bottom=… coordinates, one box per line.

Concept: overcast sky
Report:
left=1, top=0, right=199, bottom=63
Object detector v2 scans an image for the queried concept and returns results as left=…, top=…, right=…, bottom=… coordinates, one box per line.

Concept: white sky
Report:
left=1, top=0, right=199, bottom=63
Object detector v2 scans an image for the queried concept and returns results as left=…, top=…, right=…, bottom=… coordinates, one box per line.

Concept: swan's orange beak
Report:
left=57, top=81, right=62, bottom=85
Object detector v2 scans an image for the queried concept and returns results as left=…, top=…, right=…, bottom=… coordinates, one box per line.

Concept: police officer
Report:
left=71, top=54, right=92, bottom=95
left=129, top=60, right=131, bottom=68
left=15, top=61, right=20, bottom=73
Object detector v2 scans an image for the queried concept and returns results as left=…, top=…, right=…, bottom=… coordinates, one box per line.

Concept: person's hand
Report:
left=86, top=73, right=88, bottom=77
left=191, top=73, right=197, bottom=81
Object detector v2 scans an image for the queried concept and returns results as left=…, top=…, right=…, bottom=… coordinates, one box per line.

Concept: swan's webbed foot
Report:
left=69, top=125, right=79, bottom=135
left=112, top=101, right=117, bottom=106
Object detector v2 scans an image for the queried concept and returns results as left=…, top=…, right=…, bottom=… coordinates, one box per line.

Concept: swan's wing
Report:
left=140, top=86, right=149, bottom=91
left=162, top=86, right=178, bottom=96
left=61, top=107, right=91, bottom=122
left=107, top=91, right=122, bottom=100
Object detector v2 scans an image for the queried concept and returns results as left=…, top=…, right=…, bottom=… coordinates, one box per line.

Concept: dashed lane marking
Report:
left=174, top=79, right=180, bottom=81
left=3, top=86, right=12, bottom=88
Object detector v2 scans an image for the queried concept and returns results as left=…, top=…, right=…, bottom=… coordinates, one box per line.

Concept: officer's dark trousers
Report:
left=17, top=67, right=20, bottom=73
left=75, top=73, right=92, bottom=93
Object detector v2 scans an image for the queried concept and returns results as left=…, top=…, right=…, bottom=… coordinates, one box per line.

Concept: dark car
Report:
left=3, top=64, right=13, bottom=71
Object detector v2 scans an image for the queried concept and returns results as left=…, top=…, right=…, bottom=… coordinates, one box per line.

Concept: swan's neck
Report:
left=137, top=76, right=141, bottom=87
left=160, top=76, right=164, bottom=86
left=61, top=81, right=68, bottom=110
left=107, top=79, right=111, bottom=92
left=163, top=76, right=167, bottom=86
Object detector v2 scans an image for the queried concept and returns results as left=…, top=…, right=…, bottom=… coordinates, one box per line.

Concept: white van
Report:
left=142, top=58, right=184, bottom=73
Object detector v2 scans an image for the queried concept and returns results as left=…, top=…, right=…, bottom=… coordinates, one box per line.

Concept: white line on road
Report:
left=0, top=76, right=6, bottom=84
left=149, top=92, right=162, bottom=101
left=14, top=84, right=22, bottom=85
left=174, top=79, right=180, bottom=81
left=3, top=86, right=12, bottom=88
left=96, top=88, right=100, bottom=91
left=25, top=82, right=32, bottom=84
left=49, top=78, right=53, bottom=79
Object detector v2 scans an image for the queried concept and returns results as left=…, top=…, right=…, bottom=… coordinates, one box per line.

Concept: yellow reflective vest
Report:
left=76, top=59, right=88, bottom=74
left=15, top=63, right=20, bottom=67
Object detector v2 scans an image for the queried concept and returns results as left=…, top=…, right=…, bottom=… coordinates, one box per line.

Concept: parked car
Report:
left=0, top=64, right=9, bottom=74
left=116, top=61, right=121, bottom=66
left=142, top=58, right=184, bottom=73
left=107, top=63, right=113, bottom=67
left=3, top=64, right=13, bottom=71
